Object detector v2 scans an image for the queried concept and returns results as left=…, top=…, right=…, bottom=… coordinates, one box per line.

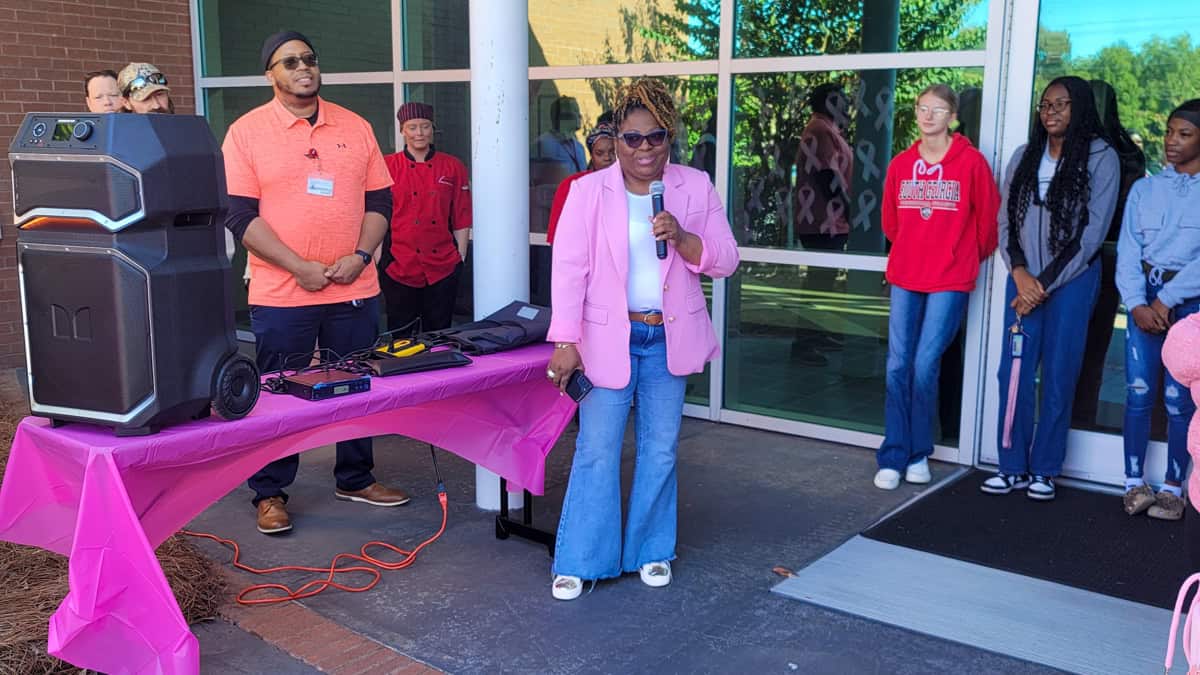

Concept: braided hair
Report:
left=1007, top=76, right=1109, bottom=256
left=612, top=78, right=679, bottom=139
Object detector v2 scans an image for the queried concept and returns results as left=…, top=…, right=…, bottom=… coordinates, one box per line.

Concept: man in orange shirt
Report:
left=380, top=102, right=472, bottom=333
left=223, top=30, right=409, bottom=535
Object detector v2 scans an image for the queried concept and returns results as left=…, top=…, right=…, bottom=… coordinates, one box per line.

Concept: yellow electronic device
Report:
left=375, top=339, right=426, bottom=358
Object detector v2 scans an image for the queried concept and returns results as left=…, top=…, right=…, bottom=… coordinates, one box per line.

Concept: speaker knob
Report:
left=72, top=121, right=93, bottom=141
left=31, top=122, right=47, bottom=138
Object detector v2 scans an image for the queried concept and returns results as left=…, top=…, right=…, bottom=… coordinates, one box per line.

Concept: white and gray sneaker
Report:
left=1027, top=475, right=1056, bottom=501
left=874, top=468, right=902, bottom=490
left=980, top=472, right=1031, bottom=495
left=905, top=458, right=931, bottom=484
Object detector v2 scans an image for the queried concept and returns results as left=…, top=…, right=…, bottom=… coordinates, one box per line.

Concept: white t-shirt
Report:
left=1038, top=148, right=1057, bottom=201
left=626, top=191, right=663, bottom=312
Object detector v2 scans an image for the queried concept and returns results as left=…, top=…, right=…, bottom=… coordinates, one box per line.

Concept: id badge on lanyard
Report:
left=304, top=148, right=334, bottom=197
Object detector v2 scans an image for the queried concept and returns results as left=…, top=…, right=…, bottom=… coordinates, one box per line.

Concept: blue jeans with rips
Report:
left=552, top=322, right=687, bottom=580
left=1123, top=280, right=1198, bottom=484
left=877, top=286, right=968, bottom=471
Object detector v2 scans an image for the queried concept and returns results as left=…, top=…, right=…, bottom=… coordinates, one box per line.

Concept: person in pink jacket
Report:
left=544, top=78, right=740, bottom=600
left=1163, top=312, right=1200, bottom=564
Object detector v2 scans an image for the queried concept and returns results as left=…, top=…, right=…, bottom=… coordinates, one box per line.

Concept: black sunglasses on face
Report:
left=269, top=53, right=319, bottom=71
left=123, top=72, right=167, bottom=97
left=620, top=129, right=669, bottom=149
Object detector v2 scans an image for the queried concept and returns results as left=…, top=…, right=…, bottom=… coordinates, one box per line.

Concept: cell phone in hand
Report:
left=564, top=369, right=593, bottom=403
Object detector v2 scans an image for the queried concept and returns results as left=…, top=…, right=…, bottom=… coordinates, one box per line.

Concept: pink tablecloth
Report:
left=0, top=344, right=574, bottom=675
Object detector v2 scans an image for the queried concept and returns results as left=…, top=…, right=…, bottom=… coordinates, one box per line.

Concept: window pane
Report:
left=529, top=75, right=718, bottom=235
left=528, top=0, right=718, bottom=66
left=723, top=263, right=962, bottom=444
left=733, top=0, right=989, bottom=57
left=1033, top=0, right=1199, bottom=439
left=731, top=67, right=984, bottom=254
left=404, top=0, right=469, bottom=70
left=199, top=0, right=392, bottom=77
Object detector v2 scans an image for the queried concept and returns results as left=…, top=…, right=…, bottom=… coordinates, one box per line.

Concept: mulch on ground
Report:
left=0, top=395, right=229, bottom=675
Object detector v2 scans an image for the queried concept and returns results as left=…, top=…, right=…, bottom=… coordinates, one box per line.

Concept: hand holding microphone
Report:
left=649, top=180, right=673, bottom=260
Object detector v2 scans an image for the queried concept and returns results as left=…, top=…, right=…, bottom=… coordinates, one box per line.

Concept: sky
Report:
left=966, top=1, right=1196, bottom=59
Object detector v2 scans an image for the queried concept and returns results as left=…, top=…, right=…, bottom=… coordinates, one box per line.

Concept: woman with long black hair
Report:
left=981, top=75, right=1120, bottom=501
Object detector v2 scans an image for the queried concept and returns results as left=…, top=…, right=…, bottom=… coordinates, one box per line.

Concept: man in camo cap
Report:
left=117, top=62, right=172, bottom=114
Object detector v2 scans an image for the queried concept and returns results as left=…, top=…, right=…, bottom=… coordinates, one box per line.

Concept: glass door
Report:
left=980, top=0, right=1200, bottom=484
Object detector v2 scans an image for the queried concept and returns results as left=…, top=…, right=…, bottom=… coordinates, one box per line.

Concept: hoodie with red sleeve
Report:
left=882, top=133, right=1000, bottom=293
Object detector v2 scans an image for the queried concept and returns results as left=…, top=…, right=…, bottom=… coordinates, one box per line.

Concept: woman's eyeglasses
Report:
left=123, top=72, right=168, bottom=97
left=914, top=105, right=951, bottom=119
left=620, top=129, right=669, bottom=149
left=269, top=53, right=319, bottom=71
left=1036, top=99, right=1071, bottom=115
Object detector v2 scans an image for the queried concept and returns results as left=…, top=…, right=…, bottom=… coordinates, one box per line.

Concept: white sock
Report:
left=1162, top=484, right=1183, bottom=497
left=1125, top=478, right=1146, bottom=492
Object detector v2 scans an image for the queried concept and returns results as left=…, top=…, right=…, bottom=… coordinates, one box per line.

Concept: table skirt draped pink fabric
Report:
left=0, top=345, right=575, bottom=674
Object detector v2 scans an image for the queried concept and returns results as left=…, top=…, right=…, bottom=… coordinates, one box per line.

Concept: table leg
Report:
left=494, top=477, right=555, bottom=555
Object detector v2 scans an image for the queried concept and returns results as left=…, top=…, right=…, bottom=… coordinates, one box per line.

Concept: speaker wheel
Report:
left=212, top=353, right=260, bottom=420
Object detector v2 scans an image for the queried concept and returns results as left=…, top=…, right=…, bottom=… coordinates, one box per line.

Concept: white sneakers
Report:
left=873, top=468, right=901, bottom=490
left=552, top=561, right=673, bottom=599
left=905, top=458, right=931, bottom=484
left=876, top=459, right=932, bottom=490
left=552, top=574, right=582, bottom=600
left=639, top=561, right=672, bottom=587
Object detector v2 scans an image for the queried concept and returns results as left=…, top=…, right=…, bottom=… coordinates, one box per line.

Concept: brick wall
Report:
left=0, top=0, right=196, bottom=369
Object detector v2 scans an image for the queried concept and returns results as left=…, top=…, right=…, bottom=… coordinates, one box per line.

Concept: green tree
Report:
left=1035, top=34, right=1200, bottom=168
left=599, top=0, right=986, bottom=246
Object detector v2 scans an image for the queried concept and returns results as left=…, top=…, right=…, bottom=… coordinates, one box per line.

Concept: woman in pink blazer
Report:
left=545, top=79, right=740, bottom=600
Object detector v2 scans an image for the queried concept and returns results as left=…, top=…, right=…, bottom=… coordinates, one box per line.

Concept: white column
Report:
left=470, top=0, right=530, bottom=510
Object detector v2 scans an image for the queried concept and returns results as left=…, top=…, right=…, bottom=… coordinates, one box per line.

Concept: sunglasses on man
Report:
left=123, top=72, right=168, bottom=97
left=620, top=128, right=669, bottom=149
left=268, top=53, right=319, bottom=71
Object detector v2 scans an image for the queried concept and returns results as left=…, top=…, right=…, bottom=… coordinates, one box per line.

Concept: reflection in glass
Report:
left=528, top=76, right=718, bottom=235
left=1034, top=0, right=1195, bottom=440
left=198, top=0, right=391, bottom=77
left=733, top=0, right=988, bottom=58
left=528, top=0, right=717, bottom=67
left=730, top=68, right=984, bottom=254
left=404, top=0, right=469, bottom=70
left=723, top=264, right=961, bottom=442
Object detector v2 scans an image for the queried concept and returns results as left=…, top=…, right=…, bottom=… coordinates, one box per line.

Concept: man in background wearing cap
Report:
left=117, top=62, right=171, bottom=114
left=379, top=102, right=472, bottom=334
left=222, top=30, right=409, bottom=535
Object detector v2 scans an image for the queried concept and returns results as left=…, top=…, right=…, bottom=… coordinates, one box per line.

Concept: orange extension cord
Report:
left=181, top=446, right=450, bottom=606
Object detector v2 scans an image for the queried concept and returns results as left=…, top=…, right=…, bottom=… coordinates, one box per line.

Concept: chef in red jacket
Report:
left=380, top=102, right=472, bottom=333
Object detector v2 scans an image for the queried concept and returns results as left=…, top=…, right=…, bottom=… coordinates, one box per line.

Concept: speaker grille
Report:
left=12, top=159, right=140, bottom=224
left=22, top=246, right=153, bottom=414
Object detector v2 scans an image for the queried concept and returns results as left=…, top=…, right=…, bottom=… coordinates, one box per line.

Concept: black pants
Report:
left=379, top=263, right=461, bottom=334
left=247, top=296, right=381, bottom=504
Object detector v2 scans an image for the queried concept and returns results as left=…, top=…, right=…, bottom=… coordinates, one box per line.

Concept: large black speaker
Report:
left=9, top=112, right=259, bottom=435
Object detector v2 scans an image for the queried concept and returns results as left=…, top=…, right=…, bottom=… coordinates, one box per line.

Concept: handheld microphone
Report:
left=650, top=180, right=667, bottom=260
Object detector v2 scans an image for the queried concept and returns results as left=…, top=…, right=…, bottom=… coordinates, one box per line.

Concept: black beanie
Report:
left=261, top=30, right=316, bottom=71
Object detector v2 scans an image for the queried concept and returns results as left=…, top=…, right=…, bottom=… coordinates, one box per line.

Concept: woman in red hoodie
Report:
left=874, top=84, right=1001, bottom=490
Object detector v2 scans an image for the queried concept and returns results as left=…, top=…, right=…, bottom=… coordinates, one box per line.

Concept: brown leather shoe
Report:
left=334, top=482, right=411, bottom=507
left=256, top=496, right=292, bottom=534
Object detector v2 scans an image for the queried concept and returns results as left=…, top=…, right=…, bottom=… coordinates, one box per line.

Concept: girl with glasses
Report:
left=874, top=84, right=1001, bottom=490
left=545, top=78, right=739, bottom=600
left=981, top=75, right=1120, bottom=501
